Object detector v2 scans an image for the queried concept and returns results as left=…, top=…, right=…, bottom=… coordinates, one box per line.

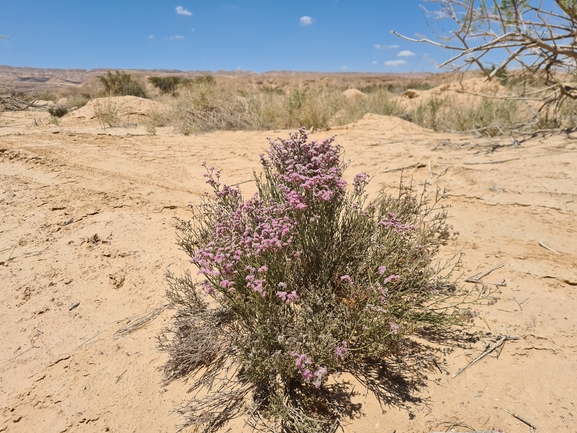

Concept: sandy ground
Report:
left=1, top=103, right=576, bottom=433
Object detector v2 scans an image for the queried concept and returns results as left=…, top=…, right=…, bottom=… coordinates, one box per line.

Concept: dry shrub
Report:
left=332, top=88, right=405, bottom=126
left=407, top=95, right=525, bottom=135
left=65, top=94, right=90, bottom=109
left=283, top=87, right=341, bottom=129
left=48, top=103, right=69, bottom=118
left=169, top=82, right=261, bottom=134
left=33, top=91, right=58, bottom=103
left=93, top=99, right=122, bottom=129
left=160, top=129, right=467, bottom=432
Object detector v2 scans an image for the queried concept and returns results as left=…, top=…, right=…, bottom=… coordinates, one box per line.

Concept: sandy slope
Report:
left=1, top=107, right=576, bottom=433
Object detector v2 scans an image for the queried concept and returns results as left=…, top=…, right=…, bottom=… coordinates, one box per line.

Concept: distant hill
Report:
left=0, top=64, right=476, bottom=96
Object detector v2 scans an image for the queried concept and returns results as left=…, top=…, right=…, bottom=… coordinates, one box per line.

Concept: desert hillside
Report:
left=1, top=89, right=576, bottom=433
left=0, top=65, right=476, bottom=96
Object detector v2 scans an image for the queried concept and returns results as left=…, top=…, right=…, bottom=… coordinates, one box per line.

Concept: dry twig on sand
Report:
left=465, top=264, right=506, bottom=287
left=114, top=304, right=169, bottom=339
left=452, top=335, right=520, bottom=378
left=539, top=241, right=561, bottom=255
left=463, top=158, right=521, bottom=166
left=504, top=408, right=537, bottom=432
left=382, top=162, right=426, bottom=173
left=430, top=431, right=495, bottom=433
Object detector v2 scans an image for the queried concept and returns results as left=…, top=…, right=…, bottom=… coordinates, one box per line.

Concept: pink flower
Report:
left=313, top=367, right=328, bottom=389
left=389, top=322, right=399, bottom=334
left=383, top=274, right=400, bottom=284
left=334, top=341, right=348, bottom=361
left=378, top=265, right=387, bottom=275
left=286, top=290, right=299, bottom=303
left=340, top=275, right=354, bottom=285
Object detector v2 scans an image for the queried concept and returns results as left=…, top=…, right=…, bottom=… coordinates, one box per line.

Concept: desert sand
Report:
left=1, top=96, right=576, bottom=433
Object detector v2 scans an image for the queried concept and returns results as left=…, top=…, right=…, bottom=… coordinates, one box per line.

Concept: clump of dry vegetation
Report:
left=158, top=79, right=540, bottom=136
left=93, top=99, right=122, bottom=128
left=48, top=103, right=69, bottom=118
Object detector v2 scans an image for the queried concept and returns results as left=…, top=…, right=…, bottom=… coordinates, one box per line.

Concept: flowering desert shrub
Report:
left=160, top=128, right=462, bottom=432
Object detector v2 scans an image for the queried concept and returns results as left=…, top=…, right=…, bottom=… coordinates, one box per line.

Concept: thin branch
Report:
left=503, top=408, right=537, bottom=431
left=452, top=335, right=520, bottom=378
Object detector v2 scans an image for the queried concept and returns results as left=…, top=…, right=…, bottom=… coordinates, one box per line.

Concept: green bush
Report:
left=98, top=70, right=147, bottom=98
left=181, top=74, right=217, bottom=87
left=160, top=129, right=463, bottom=432
left=148, top=76, right=181, bottom=95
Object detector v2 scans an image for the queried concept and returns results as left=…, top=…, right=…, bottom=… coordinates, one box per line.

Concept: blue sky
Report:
left=0, top=1, right=461, bottom=73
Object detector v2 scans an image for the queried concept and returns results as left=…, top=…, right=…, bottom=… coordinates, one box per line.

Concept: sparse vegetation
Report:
left=34, top=92, right=58, bottom=103
left=170, top=81, right=260, bottom=134
left=98, top=71, right=147, bottom=98
left=161, top=81, right=532, bottom=136
left=48, top=103, right=69, bottom=118
left=181, top=74, right=217, bottom=87
left=161, top=129, right=465, bottom=432
left=65, top=93, right=90, bottom=109
left=93, top=99, right=122, bottom=128
left=148, top=76, right=182, bottom=95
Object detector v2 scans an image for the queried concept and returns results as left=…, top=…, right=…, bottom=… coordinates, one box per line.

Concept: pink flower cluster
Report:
left=261, top=128, right=348, bottom=211
left=245, top=265, right=268, bottom=297
left=378, top=212, right=417, bottom=233
left=340, top=275, right=354, bottom=285
left=334, top=341, right=348, bottom=361
left=290, top=351, right=328, bottom=389
left=352, top=172, right=370, bottom=195
left=202, top=163, right=242, bottom=201
left=193, top=184, right=296, bottom=297
left=276, top=289, right=299, bottom=304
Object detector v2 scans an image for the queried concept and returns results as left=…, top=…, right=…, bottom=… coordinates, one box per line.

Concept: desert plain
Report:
left=1, top=70, right=577, bottom=433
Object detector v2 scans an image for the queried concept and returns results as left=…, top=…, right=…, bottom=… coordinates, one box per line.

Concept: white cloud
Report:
left=397, top=50, right=415, bottom=57
left=375, top=44, right=399, bottom=50
left=341, top=66, right=348, bottom=70
left=300, top=16, right=313, bottom=26
left=191, top=28, right=195, bottom=32
left=384, top=60, right=406, bottom=67
left=167, top=35, right=185, bottom=40
left=176, top=6, right=192, bottom=16
left=372, top=61, right=377, bottom=65
left=149, top=35, right=154, bottom=39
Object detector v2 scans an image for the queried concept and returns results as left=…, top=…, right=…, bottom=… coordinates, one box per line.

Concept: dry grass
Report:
left=162, top=84, right=405, bottom=134
left=93, top=99, right=122, bottom=129
left=24, top=70, right=577, bottom=136
left=159, top=82, right=537, bottom=137
left=65, top=93, right=90, bottom=109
